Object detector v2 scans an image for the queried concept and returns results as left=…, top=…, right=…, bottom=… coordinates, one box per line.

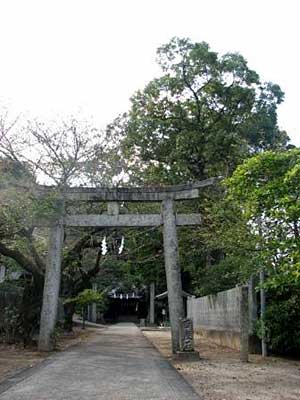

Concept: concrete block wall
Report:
left=187, top=286, right=258, bottom=351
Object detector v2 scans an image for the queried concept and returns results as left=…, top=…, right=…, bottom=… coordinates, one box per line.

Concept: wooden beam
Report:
left=64, top=213, right=201, bottom=227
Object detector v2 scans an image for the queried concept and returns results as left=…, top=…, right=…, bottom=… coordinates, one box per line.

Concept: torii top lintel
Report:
left=39, top=177, right=217, bottom=202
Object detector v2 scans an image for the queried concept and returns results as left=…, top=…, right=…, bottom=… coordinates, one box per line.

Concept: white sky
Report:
left=0, top=0, right=299, bottom=145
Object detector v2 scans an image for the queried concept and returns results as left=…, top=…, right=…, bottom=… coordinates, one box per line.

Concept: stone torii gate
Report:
left=38, top=179, right=216, bottom=353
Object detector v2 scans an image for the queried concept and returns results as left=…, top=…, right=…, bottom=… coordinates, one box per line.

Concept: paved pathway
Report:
left=0, top=323, right=201, bottom=400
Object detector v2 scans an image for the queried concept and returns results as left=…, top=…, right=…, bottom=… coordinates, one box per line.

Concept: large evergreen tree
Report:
left=118, top=37, right=288, bottom=184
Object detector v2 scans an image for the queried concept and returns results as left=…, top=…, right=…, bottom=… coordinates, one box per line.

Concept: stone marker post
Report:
left=161, top=198, right=184, bottom=354
left=239, top=285, right=249, bottom=362
left=177, top=318, right=200, bottom=361
left=38, top=218, right=64, bottom=351
left=149, top=282, right=155, bottom=325
left=179, top=318, right=194, bottom=351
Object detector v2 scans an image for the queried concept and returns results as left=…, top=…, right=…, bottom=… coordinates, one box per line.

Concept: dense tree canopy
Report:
left=103, top=37, right=291, bottom=302
left=104, top=37, right=294, bottom=301
left=223, top=149, right=300, bottom=354
left=226, top=149, right=300, bottom=289
left=120, top=37, right=289, bottom=184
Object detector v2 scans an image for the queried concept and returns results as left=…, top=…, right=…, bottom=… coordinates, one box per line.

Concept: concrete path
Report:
left=0, top=323, right=201, bottom=400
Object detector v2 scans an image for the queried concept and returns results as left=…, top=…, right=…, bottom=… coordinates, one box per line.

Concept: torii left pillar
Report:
left=38, top=219, right=64, bottom=351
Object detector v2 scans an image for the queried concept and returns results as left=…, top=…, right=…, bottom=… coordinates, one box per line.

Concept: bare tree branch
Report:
left=0, top=241, right=43, bottom=278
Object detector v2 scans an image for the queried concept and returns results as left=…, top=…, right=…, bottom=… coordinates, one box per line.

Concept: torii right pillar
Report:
left=161, top=198, right=184, bottom=354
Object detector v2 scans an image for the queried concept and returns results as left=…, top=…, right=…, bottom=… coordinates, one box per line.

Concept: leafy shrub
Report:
left=0, top=305, right=20, bottom=344
left=261, top=289, right=300, bottom=356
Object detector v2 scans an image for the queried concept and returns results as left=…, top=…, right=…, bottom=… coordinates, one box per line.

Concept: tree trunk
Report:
left=63, top=302, right=75, bottom=332
left=20, top=275, right=44, bottom=347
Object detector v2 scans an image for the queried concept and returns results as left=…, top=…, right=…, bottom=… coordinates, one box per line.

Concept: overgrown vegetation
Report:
left=225, top=150, right=300, bottom=354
